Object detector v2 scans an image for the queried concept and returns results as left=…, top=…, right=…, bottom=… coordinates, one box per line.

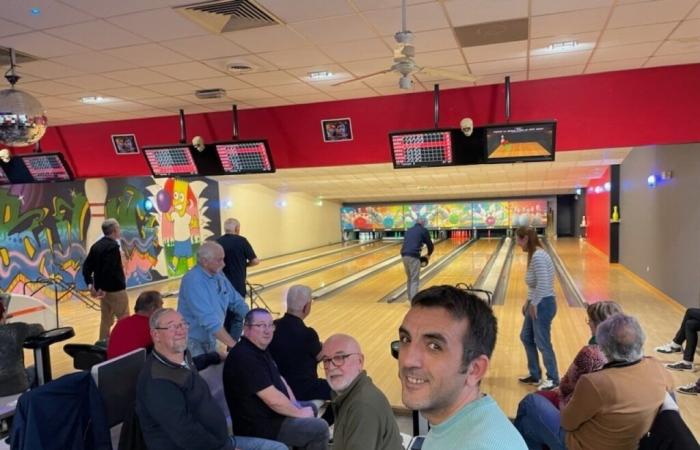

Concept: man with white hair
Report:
left=218, top=218, right=259, bottom=299
left=320, top=334, right=403, bottom=450
left=515, top=313, right=674, bottom=450
left=178, top=241, right=249, bottom=356
left=269, top=285, right=330, bottom=402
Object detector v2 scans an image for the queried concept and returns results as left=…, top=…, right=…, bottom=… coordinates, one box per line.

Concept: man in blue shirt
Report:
left=178, top=241, right=249, bottom=356
left=398, top=285, right=527, bottom=450
left=400, top=217, right=434, bottom=301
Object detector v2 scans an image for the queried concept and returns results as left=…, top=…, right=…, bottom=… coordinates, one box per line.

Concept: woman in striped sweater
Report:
left=515, top=226, right=560, bottom=391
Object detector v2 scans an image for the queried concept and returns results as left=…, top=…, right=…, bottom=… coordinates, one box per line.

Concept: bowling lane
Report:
left=322, top=239, right=466, bottom=306
left=249, top=241, right=394, bottom=286
left=253, top=240, right=366, bottom=269
left=423, top=238, right=502, bottom=289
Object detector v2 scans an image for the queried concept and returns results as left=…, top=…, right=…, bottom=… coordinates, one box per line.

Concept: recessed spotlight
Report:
left=30, top=7, right=41, bottom=15
left=548, top=40, right=578, bottom=51
left=80, top=96, right=109, bottom=104
left=308, top=71, right=334, bottom=80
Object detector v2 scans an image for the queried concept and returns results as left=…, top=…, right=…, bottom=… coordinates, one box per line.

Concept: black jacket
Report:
left=82, top=236, right=126, bottom=292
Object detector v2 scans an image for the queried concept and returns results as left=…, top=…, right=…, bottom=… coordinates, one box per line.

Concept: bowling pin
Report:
left=84, top=178, right=108, bottom=246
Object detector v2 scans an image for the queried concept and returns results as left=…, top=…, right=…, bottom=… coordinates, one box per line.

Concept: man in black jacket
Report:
left=82, top=218, right=129, bottom=340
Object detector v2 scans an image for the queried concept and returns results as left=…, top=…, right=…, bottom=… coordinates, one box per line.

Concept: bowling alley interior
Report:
left=2, top=0, right=700, bottom=447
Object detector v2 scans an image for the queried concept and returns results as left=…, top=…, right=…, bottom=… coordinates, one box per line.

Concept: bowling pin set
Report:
left=449, top=229, right=471, bottom=239
left=358, top=231, right=380, bottom=241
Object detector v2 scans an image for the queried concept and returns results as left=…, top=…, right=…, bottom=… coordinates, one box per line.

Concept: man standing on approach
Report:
left=400, top=217, right=433, bottom=301
left=82, top=218, right=129, bottom=340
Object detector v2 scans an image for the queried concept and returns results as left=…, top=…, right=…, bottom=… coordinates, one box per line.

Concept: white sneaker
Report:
left=655, top=342, right=682, bottom=354
left=537, top=379, right=559, bottom=391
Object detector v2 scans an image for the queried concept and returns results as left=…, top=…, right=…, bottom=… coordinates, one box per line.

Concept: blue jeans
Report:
left=520, top=296, right=559, bottom=382
left=277, top=400, right=329, bottom=450
left=514, top=393, right=567, bottom=450
left=233, top=435, right=287, bottom=450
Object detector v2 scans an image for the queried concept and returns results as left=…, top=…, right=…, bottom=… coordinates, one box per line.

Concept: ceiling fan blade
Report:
left=418, top=66, right=477, bottom=82
left=331, top=68, right=395, bottom=86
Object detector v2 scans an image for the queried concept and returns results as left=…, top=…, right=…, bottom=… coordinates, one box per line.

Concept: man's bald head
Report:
left=321, top=334, right=364, bottom=392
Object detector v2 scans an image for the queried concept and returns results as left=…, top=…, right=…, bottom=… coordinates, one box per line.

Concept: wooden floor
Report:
left=45, top=237, right=698, bottom=439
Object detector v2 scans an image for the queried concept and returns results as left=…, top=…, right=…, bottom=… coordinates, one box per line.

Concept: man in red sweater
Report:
left=107, top=290, right=163, bottom=359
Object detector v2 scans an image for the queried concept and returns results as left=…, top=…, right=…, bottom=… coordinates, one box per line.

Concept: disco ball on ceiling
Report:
left=0, top=87, right=48, bottom=147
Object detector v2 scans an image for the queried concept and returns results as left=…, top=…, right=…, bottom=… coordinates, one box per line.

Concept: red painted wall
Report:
left=586, top=168, right=611, bottom=256
left=19, top=63, right=700, bottom=178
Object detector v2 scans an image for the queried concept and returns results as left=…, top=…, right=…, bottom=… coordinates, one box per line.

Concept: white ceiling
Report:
left=215, top=147, right=632, bottom=202
left=0, top=0, right=689, bottom=202
left=1, top=0, right=698, bottom=127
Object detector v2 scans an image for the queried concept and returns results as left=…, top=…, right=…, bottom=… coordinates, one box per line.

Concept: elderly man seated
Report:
left=320, top=334, right=403, bottom=450
left=514, top=313, right=674, bottom=450
left=0, top=299, right=43, bottom=396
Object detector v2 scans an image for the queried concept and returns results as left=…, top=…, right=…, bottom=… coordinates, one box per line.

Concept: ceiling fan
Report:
left=334, top=0, right=477, bottom=89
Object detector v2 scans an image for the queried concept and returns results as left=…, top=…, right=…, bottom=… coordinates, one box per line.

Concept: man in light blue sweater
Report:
left=398, top=285, right=527, bottom=450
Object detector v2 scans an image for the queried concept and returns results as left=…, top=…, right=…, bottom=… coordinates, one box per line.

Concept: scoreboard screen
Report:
left=484, top=121, right=556, bottom=163
left=20, top=153, right=74, bottom=182
left=215, top=140, right=274, bottom=174
left=390, top=130, right=454, bottom=168
left=143, top=145, right=199, bottom=177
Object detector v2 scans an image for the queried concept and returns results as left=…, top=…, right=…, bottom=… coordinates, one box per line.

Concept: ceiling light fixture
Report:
left=80, top=96, right=109, bottom=104
left=308, top=71, right=334, bottom=80
left=548, top=40, right=578, bottom=51
left=30, top=7, right=41, bottom=15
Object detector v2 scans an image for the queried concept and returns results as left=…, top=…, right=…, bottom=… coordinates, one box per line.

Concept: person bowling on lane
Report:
left=516, top=226, right=560, bottom=391
left=400, top=216, right=434, bottom=301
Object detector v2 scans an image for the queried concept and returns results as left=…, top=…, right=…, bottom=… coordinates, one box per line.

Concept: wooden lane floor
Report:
left=422, top=238, right=502, bottom=290
left=253, top=241, right=361, bottom=268
left=550, top=238, right=698, bottom=437
left=249, top=241, right=393, bottom=286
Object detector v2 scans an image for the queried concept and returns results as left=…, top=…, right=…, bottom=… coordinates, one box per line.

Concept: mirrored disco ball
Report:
left=0, top=88, right=48, bottom=147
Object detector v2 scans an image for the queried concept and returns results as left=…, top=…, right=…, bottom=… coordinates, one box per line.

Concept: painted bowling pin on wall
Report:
left=84, top=178, right=108, bottom=246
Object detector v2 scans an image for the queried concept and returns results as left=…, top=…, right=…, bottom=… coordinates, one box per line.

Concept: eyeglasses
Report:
left=246, top=323, right=275, bottom=331
left=155, top=321, right=189, bottom=332
left=320, top=353, right=359, bottom=369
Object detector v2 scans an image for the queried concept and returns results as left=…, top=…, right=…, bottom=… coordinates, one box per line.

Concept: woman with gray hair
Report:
left=515, top=313, right=675, bottom=450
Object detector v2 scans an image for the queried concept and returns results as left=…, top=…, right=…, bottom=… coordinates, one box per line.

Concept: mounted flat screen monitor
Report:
left=214, top=140, right=275, bottom=174
left=390, top=129, right=455, bottom=168
left=20, top=153, right=74, bottom=182
left=484, top=121, right=556, bottom=163
left=143, top=145, right=199, bottom=178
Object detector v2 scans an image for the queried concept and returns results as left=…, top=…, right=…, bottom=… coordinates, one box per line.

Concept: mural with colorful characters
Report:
left=509, top=200, right=548, bottom=228
left=472, top=201, right=509, bottom=228
left=0, top=176, right=220, bottom=303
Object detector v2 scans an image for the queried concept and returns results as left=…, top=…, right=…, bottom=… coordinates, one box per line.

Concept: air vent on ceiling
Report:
left=455, top=18, right=529, bottom=48
left=175, top=0, right=281, bottom=34
left=0, top=47, right=39, bottom=66
left=195, top=88, right=226, bottom=99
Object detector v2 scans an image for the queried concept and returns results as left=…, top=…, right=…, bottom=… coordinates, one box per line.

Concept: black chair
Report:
left=63, top=344, right=107, bottom=371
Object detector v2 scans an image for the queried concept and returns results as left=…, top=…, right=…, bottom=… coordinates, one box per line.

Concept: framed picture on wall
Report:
left=321, top=118, right=353, bottom=142
left=111, top=134, right=140, bottom=155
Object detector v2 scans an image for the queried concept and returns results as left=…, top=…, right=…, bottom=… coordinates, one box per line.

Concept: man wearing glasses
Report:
left=224, top=308, right=330, bottom=450
left=398, top=285, right=527, bottom=450
left=178, top=241, right=249, bottom=356
left=136, top=308, right=286, bottom=450
left=320, top=334, right=403, bottom=450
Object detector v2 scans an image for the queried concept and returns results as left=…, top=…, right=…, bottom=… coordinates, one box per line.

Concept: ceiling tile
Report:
left=528, top=65, right=585, bottom=79
left=416, top=48, right=464, bottom=67
left=107, top=8, right=209, bottom=41
left=531, top=8, right=609, bottom=38
left=224, top=25, right=309, bottom=53
left=328, top=87, right=378, bottom=100
left=259, top=47, right=333, bottom=69
left=45, top=20, right=149, bottom=50
left=20, top=80, right=85, bottom=95
left=365, top=3, right=450, bottom=35
left=1, top=1, right=94, bottom=29
left=468, top=58, right=527, bottom=76
left=59, top=0, right=169, bottom=18
left=98, top=86, right=163, bottom=100
left=102, top=68, right=176, bottom=85
left=690, top=3, right=700, bottom=19
left=462, top=41, right=528, bottom=63
left=188, top=76, right=252, bottom=90
left=137, top=96, right=196, bottom=108
left=585, top=57, right=648, bottom=73
left=473, top=71, right=527, bottom=86
left=285, top=93, right=335, bottom=104
left=530, top=32, right=599, bottom=56
left=320, top=39, right=391, bottom=63
left=530, top=50, right=591, bottom=69
left=35, top=96, right=81, bottom=108
left=52, top=52, right=137, bottom=73
left=263, top=83, right=322, bottom=96
left=362, top=72, right=407, bottom=88
left=161, top=35, right=248, bottom=60
left=342, top=57, right=395, bottom=76
left=292, top=15, right=377, bottom=44
left=531, top=0, right=613, bottom=15
left=608, top=0, right=697, bottom=28
left=58, top=74, right=129, bottom=90
left=599, top=22, right=676, bottom=48
left=655, top=40, right=700, bottom=56
left=142, top=81, right=200, bottom=95
left=236, top=70, right=303, bottom=87
left=0, top=18, right=31, bottom=37
left=227, top=88, right=278, bottom=100
left=590, top=42, right=660, bottom=63
left=100, top=100, right=158, bottom=112
left=670, top=18, right=700, bottom=39
left=150, top=62, right=226, bottom=80
left=105, top=44, right=191, bottom=67
left=245, top=97, right=293, bottom=107
left=1, top=32, right=87, bottom=58
left=444, top=0, right=528, bottom=27
left=14, top=59, right=85, bottom=79
left=201, top=55, right=278, bottom=74
left=256, top=0, right=355, bottom=23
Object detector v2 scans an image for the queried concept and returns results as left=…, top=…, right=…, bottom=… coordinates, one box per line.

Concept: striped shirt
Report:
left=525, top=248, right=555, bottom=305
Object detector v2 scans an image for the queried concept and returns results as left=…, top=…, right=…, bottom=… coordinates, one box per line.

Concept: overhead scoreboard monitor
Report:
left=20, top=153, right=74, bottom=182
left=143, top=145, right=199, bottom=178
left=215, top=140, right=274, bottom=174
left=390, top=130, right=454, bottom=168
left=484, top=121, right=556, bottom=163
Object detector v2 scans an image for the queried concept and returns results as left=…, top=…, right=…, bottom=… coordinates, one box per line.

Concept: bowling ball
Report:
left=156, top=189, right=172, bottom=211
left=420, top=256, right=429, bottom=267
left=383, top=217, right=394, bottom=228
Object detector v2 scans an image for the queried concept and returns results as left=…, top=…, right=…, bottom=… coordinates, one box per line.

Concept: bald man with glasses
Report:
left=224, top=308, right=330, bottom=450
